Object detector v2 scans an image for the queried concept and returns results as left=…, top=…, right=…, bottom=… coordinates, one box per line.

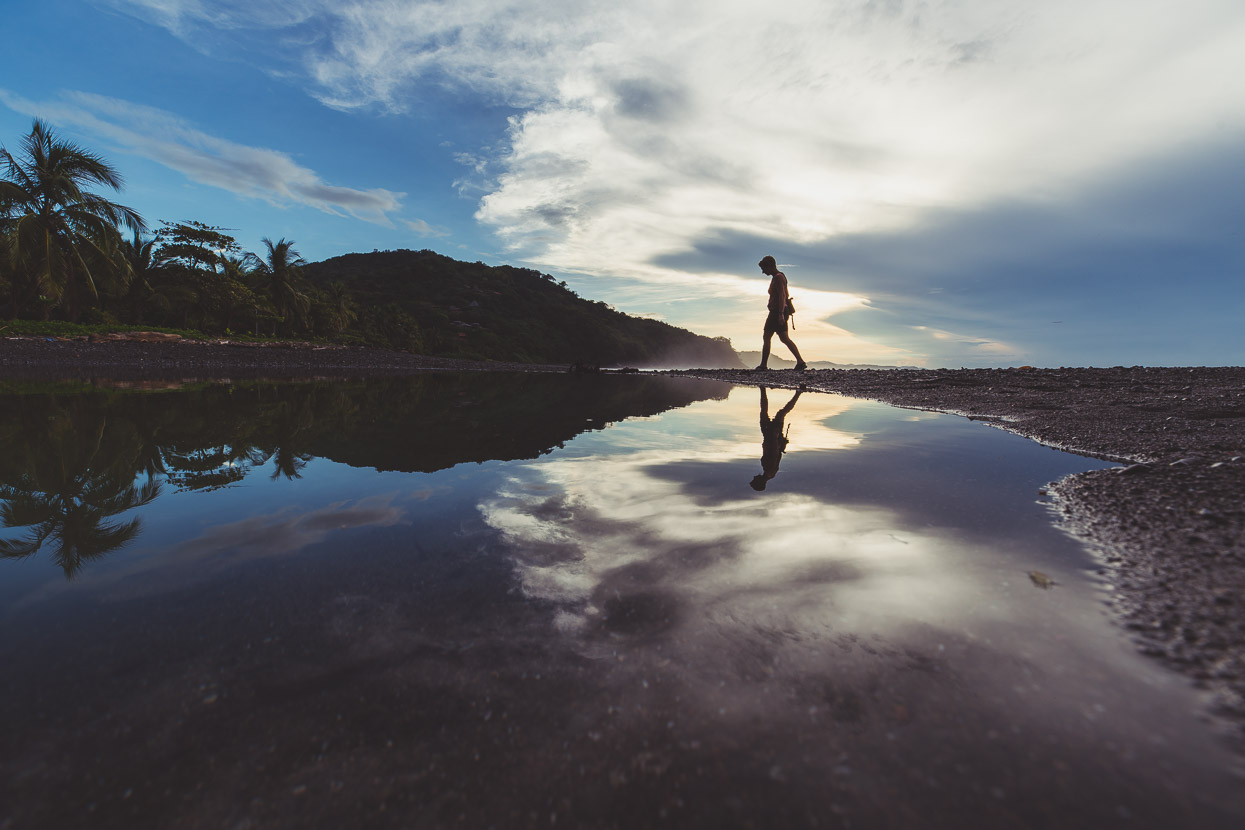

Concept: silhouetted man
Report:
left=750, top=385, right=803, bottom=491
left=756, top=255, right=807, bottom=371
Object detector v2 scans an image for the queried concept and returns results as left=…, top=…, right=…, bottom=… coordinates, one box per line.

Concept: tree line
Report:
left=2, top=118, right=741, bottom=365
left=0, top=118, right=413, bottom=346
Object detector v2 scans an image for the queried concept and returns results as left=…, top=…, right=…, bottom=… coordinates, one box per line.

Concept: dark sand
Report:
left=3, top=338, right=1242, bottom=747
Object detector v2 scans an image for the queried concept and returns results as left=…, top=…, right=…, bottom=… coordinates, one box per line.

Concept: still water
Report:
left=0, top=374, right=1240, bottom=829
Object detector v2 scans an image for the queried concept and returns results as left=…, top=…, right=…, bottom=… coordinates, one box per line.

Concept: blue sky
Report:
left=3, top=0, right=1242, bottom=367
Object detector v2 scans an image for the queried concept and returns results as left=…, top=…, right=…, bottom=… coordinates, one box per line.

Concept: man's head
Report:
left=758, top=255, right=777, bottom=275
left=750, top=473, right=768, bottom=491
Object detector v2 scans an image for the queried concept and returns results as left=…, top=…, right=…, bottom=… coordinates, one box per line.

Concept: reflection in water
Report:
left=478, top=389, right=1240, bottom=826
left=750, top=384, right=803, bottom=491
left=0, top=404, right=162, bottom=578
left=487, top=391, right=982, bottom=650
left=1, top=378, right=1241, bottom=829
left=0, top=375, right=725, bottom=578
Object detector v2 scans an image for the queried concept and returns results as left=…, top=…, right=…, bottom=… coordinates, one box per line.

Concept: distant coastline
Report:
left=734, top=350, right=912, bottom=371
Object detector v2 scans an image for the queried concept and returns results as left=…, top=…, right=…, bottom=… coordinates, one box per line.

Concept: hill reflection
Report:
left=0, top=374, right=726, bottom=577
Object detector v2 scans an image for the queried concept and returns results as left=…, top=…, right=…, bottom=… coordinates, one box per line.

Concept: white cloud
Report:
left=0, top=88, right=404, bottom=224
left=189, top=1, right=1240, bottom=244
left=108, top=0, right=1245, bottom=251
left=102, top=0, right=1245, bottom=364
left=400, top=218, right=449, bottom=237
left=912, top=325, right=1018, bottom=358
left=465, top=0, right=1245, bottom=274
left=102, top=0, right=324, bottom=37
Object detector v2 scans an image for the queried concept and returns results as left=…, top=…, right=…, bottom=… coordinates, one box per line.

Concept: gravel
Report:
left=0, top=336, right=562, bottom=379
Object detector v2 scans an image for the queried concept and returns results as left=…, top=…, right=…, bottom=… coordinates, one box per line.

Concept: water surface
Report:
left=0, top=374, right=1239, bottom=829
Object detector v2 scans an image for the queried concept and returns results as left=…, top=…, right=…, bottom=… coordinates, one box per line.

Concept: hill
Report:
left=303, top=250, right=742, bottom=368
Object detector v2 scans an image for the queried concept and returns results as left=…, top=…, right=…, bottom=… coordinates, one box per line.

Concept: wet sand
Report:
left=2, top=339, right=1242, bottom=744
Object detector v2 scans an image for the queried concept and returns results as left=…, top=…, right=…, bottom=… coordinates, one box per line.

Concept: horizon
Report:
left=3, top=1, right=1243, bottom=369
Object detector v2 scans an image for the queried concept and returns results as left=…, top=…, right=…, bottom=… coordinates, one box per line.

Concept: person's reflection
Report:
left=750, top=385, right=804, bottom=491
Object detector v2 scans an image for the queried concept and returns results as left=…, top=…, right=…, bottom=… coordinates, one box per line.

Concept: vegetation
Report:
left=303, top=250, right=741, bottom=366
left=2, top=118, right=740, bottom=366
left=0, top=119, right=144, bottom=322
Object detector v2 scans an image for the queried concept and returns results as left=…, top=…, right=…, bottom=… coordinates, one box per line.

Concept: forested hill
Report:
left=303, top=250, right=743, bottom=368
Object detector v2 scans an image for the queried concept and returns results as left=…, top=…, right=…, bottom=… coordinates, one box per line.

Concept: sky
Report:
left=2, top=0, right=1242, bottom=367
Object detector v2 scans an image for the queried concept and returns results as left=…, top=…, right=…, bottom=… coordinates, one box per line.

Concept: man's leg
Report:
left=757, top=331, right=774, bottom=369
left=779, top=332, right=806, bottom=368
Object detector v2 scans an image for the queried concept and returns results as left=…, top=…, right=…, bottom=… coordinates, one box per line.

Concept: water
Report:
left=0, top=374, right=1240, bottom=829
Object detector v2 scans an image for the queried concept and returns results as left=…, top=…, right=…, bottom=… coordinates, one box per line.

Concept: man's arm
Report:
left=768, top=272, right=787, bottom=310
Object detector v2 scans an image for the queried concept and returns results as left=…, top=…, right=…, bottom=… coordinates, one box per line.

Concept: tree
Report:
left=115, top=229, right=160, bottom=324
left=154, top=220, right=239, bottom=273
left=0, top=119, right=144, bottom=321
left=324, top=280, right=357, bottom=334
left=0, top=211, right=15, bottom=317
left=146, top=221, right=262, bottom=332
left=245, top=237, right=309, bottom=335
left=215, top=254, right=262, bottom=333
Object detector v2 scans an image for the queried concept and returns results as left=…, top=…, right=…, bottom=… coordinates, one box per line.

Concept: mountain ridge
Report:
left=303, top=249, right=743, bottom=368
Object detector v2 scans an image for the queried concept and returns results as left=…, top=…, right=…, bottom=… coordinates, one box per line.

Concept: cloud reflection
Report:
left=479, top=392, right=979, bottom=669
left=15, top=492, right=415, bottom=606
left=476, top=387, right=1158, bottom=738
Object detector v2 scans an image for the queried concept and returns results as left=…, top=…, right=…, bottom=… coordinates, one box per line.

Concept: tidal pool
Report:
left=0, top=374, right=1240, bottom=829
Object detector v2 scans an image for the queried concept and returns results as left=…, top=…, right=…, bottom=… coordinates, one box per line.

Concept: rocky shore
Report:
left=2, top=337, right=1242, bottom=748
left=0, top=335, right=558, bottom=380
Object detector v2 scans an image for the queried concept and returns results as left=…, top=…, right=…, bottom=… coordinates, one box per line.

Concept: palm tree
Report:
left=245, top=237, right=309, bottom=335
left=115, top=229, right=159, bottom=324
left=0, top=119, right=145, bottom=321
left=216, top=254, right=262, bottom=333
left=0, top=214, right=15, bottom=317
left=325, top=280, right=358, bottom=334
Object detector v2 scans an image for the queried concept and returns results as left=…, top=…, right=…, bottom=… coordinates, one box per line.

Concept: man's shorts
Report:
left=764, top=309, right=788, bottom=336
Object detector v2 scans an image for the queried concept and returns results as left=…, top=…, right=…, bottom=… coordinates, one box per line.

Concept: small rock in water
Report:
left=1028, top=570, right=1058, bottom=590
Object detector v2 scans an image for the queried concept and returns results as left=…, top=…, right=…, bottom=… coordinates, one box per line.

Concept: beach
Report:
left=3, top=337, right=1242, bottom=748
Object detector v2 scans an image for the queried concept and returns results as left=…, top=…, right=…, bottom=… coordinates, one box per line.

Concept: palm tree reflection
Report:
left=0, top=410, right=161, bottom=579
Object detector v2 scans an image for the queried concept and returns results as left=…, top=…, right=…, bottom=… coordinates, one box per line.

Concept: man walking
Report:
left=756, top=256, right=807, bottom=371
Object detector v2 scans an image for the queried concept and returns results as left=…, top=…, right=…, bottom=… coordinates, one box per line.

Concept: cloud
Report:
left=101, top=1, right=1245, bottom=365
left=101, top=0, right=326, bottom=39
left=400, top=217, right=450, bottom=237
left=0, top=88, right=404, bottom=224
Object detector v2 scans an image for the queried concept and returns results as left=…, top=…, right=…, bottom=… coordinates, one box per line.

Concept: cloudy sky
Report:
left=3, top=0, right=1242, bottom=366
